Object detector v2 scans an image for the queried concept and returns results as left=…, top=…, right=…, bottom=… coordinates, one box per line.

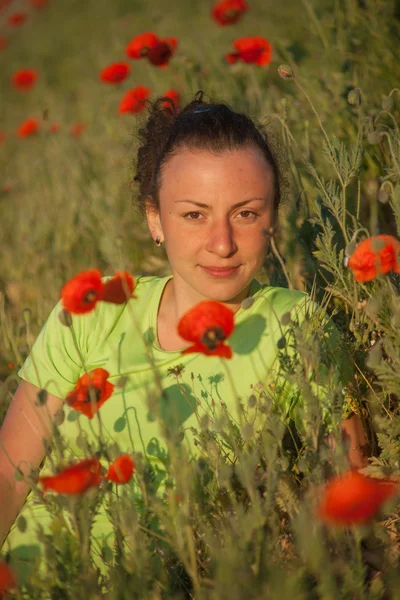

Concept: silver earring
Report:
left=155, top=236, right=162, bottom=246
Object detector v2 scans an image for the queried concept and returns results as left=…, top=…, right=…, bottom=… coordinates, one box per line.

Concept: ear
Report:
left=145, top=197, right=163, bottom=242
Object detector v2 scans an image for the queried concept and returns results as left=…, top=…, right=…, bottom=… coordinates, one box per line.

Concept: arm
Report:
left=0, top=380, right=63, bottom=546
left=340, top=412, right=369, bottom=469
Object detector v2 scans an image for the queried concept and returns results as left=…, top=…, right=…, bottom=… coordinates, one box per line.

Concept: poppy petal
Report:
left=181, top=341, right=233, bottom=358
left=105, top=454, right=135, bottom=484
left=65, top=368, right=114, bottom=419
left=16, top=118, right=39, bottom=137
left=60, top=269, right=104, bottom=314
left=348, top=235, right=400, bottom=282
left=125, top=32, right=158, bottom=59
left=316, top=470, right=399, bottom=525
left=101, top=272, right=136, bottom=304
left=177, top=300, right=235, bottom=342
left=11, top=68, right=38, bottom=91
left=119, top=86, right=150, bottom=114
left=39, top=458, right=102, bottom=494
left=100, top=62, right=130, bottom=84
left=0, top=561, right=18, bottom=597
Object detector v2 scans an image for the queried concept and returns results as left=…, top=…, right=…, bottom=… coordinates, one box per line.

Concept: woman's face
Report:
left=146, top=145, right=277, bottom=304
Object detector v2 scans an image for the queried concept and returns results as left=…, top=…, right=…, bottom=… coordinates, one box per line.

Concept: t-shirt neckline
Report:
left=149, top=275, right=262, bottom=355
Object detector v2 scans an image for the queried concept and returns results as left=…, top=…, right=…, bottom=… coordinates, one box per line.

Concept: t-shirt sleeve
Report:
left=267, top=293, right=354, bottom=435
left=17, top=298, right=100, bottom=399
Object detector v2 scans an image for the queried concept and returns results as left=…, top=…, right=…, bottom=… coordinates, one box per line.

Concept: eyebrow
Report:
left=174, top=197, right=265, bottom=209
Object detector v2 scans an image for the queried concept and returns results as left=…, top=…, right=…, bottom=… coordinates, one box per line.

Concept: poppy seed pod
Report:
left=278, top=64, right=294, bottom=79
left=381, top=95, right=393, bottom=111
left=347, top=88, right=362, bottom=106
left=367, top=131, right=382, bottom=145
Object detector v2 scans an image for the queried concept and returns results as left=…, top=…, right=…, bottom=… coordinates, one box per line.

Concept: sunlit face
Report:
left=146, top=145, right=277, bottom=306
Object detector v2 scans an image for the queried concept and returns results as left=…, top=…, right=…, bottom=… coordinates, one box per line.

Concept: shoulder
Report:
left=250, top=280, right=309, bottom=317
left=100, top=273, right=168, bottom=307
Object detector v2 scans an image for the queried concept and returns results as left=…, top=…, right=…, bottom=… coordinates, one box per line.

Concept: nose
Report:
left=206, top=216, right=238, bottom=258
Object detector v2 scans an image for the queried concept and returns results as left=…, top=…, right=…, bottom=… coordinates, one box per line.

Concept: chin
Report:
left=197, top=280, right=249, bottom=302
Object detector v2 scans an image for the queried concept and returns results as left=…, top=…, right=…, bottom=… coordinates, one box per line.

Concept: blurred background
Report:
left=1, top=0, right=400, bottom=382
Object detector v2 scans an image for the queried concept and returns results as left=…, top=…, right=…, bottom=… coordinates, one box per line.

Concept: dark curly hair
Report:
left=132, top=90, right=287, bottom=220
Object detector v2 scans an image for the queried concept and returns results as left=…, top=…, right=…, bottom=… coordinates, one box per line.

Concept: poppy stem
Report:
left=123, top=281, right=166, bottom=402
left=269, top=234, right=294, bottom=294
left=220, top=359, right=244, bottom=428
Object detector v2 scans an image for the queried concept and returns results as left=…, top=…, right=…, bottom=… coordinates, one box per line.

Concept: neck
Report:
left=164, top=273, right=252, bottom=324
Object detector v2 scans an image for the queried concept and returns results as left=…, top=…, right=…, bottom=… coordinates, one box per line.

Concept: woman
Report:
left=0, top=91, right=368, bottom=583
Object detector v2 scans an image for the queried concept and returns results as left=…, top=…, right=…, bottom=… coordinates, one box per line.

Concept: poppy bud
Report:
left=241, top=423, right=254, bottom=440
left=367, top=131, right=382, bottom=145
left=277, top=337, right=286, bottom=349
left=278, top=64, right=294, bottom=79
left=36, top=389, right=48, bottom=406
left=280, top=311, right=292, bottom=326
left=347, top=88, right=361, bottom=106
left=53, top=408, right=65, bottom=426
left=17, top=515, right=27, bottom=532
left=241, top=296, right=254, bottom=310
left=22, top=307, right=32, bottom=325
left=345, top=241, right=357, bottom=258
left=59, top=308, right=73, bottom=327
left=381, top=95, right=393, bottom=111
left=247, top=394, right=257, bottom=408
left=366, top=296, right=380, bottom=317
left=116, top=375, right=129, bottom=388
left=366, top=341, right=382, bottom=369
left=391, top=308, right=400, bottom=329
left=377, top=189, right=389, bottom=204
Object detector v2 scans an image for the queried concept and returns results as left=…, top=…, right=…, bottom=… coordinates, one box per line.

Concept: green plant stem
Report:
left=269, top=235, right=294, bottom=292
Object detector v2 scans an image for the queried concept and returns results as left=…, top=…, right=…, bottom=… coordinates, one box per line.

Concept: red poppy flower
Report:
left=16, top=117, right=39, bottom=137
left=65, top=368, right=115, bottom=419
left=39, top=457, right=102, bottom=494
left=0, top=560, right=17, bottom=598
left=70, top=122, right=85, bottom=137
left=147, top=38, right=177, bottom=67
left=161, top=89, right=181, bottom=111
left=61, top=269, right=103, bottom=314
left=101, top=271, right=137, bottom=303
left=119, top=86, right=150, bottom=114
left=0, top=132, right=6, bottom=144
left=177, top=300, right=235, bottom=358
left=105, top=454, right=135, bottom=484
left=347, top=234, right=400, bottom=282
left=11, top=68, right=38, bottom=91
left=212, top=0, right=248, bottom=26
left=8, top=12, right=27, bottom=26
left=125, top=32, right=158, bottom=59
left=316, top=470, right=399, bottom=526
left=0, top=37, right=7, bottom=51
left=226, top=36, right=273, bottom=66
left=100, top=62, right=130, bottom=84
left=49, top=122, right=60, bottom=133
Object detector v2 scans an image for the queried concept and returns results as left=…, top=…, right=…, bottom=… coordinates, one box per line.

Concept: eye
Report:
left=238, top=210, right=258, bottom=219
left=183, top=211, right=203, bottom=221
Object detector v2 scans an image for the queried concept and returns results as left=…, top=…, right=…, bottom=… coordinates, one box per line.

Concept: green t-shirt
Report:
left=5, top=275, right=351, bottom=575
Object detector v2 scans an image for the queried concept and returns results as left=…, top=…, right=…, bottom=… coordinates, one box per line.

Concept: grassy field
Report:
left=1, top=0, right=400, bottom=597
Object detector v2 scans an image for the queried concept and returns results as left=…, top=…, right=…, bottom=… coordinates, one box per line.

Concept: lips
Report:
left=200, top=266, right=240, bottom=271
